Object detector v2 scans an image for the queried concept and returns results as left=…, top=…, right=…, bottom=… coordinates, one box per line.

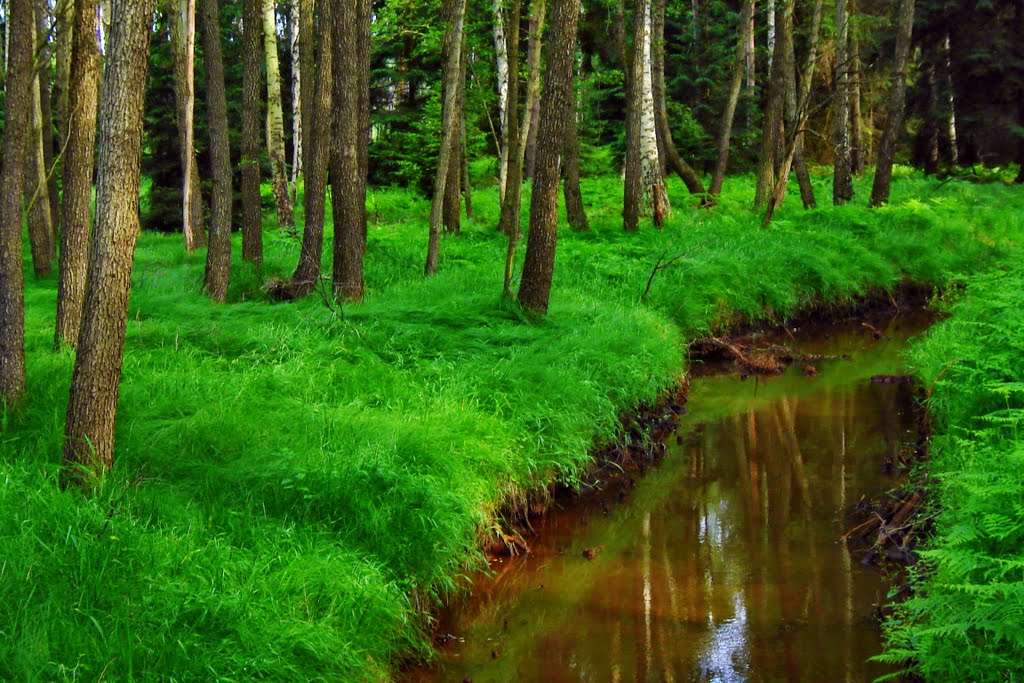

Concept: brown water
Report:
left=409, top=313, right=931, bottom=683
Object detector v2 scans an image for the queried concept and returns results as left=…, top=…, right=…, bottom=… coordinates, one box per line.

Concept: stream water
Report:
left=409, top=312, right=932, bottom=682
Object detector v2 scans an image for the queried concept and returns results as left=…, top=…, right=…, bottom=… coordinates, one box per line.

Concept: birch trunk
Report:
left=832, top=0, right=854, bottom=204
left=171, top=0, right=204, bottom=250
left=263, top=0, right=294, bottom=228
left=517, top=0, right=544, bottom=180
left=638, top=0, right=668, bottom=226
left=289, top=0, right=301, bottom=182
left=497, top=0, right=522, bottom=247
left=493, top=0, right=510, bottom=198
left=940, top=32, right=958, bottom=166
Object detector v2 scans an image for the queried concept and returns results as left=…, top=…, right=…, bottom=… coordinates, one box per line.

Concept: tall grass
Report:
left=2, top=170, right=1022, bottom=679
left=880, top=267, right=1024, bottom=680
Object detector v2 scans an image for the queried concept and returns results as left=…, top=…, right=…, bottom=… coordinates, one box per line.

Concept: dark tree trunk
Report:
left=331, top=0, right=369, bottom=298
left=55, top=0, right=100, bottom=348
left=783, top=2, right=815, bottom=208
left=652, top=0, right=704, bottom=197
left=36, top=0, right=59, bottom=239
left=622, top=0, right=644, bottom=232
left=0, top=0, right=33, bottom=402
left=1016, top=0, right=1024, bottom=183
left=849, top=6, right=864, bottom=175
left=517, top=0, right=579, bottom=314
left=273, top=0, right=332, bottom=300
left=869, top=0, right=916, bottom=207
left=63, top=0, right=155, bottom=482
left=202, top=0, right=233, bottom=301
left=241, top=0, right=263, bottom=263
left=443, top=50, right=466, bottom=236
left=424, top=0, right=466, bottom=275
left=708, top=0, right=755, bottom=196
left=497, top=0, right=523, bottom=242
left=461, top=125, right=473, bottom=218
left=562, top=81, right=589, bottom=232
left=832, top=0, right=854, bottom=204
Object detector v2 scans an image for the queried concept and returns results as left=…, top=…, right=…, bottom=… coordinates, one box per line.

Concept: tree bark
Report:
left=517, top=0, right=578, bottom=314
left=785, top=7, right=815, bottom=209
left=241, top=0, right=263, bottom=262
left=638, top=0, right=668, bottom=225
left=63, top=0, right=155, bottom=482
left=54, top=0, right=99, bottom=348
left=443, top=38, right=467, bottom=236
left=263, top=0, right=294, bottom=229
left=424, top=0, right=466, bottom=275
left=849, top=8, right=864, bottom=175
left=273, top=0, right=331, bottom=299
left=289, top=0, right=301, bottom=183
left=754, top=0, right=788, bottom=210
left=26, top=13, right=55, bottom=277
left=652, top=0, right=704, bottom=197
left=331, top=0, right=369, bottom=298
left=708, top=0, right=755, bottom=196
left=622, top=0, right=644, bottom=232
left=869, top=0, right=915, bottom=207
left=493, top=0, right=510, bottom=199
left=0, top=0, right=32, bottom=403
left=832, top=0, right=854, bottom=204
left=497, top=0, right=523, bottom=242
left=201, top=0, right=233, bottom=301
left=461, top=124, right=473, bottom=218
left=562, top=71, right=589, bottom=232
left=940, top=32, right=958, bottom=167
left=171, top=0, right=204, bottom=251
left=517, top=0, right=544, bottom=181
left=35, top=0, right=60, bottom=239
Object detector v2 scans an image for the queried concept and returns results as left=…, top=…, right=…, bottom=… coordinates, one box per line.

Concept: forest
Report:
left=0, top=0, right=1023, bottom=679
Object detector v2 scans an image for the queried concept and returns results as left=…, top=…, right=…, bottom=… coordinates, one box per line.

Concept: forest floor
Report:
left=3, top=169, right=1023, bottom=680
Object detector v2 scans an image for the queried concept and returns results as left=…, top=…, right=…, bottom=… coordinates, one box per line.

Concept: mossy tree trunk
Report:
left=63, top=0, right=155, bottom=482
left=55, top=0, right=100, bottom=348
left=517, top=0, right=579, bottom=313
left=201, top=0, right=233, bottom=300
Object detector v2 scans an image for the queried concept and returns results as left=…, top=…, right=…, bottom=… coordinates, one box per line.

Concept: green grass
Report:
left=3, top=169, right=1023, bottom=680
left=879, top=266, right=1024, bottom=681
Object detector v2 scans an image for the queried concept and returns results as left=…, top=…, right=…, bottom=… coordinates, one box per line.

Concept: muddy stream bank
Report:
left=408, top=310, right=933, bottom=682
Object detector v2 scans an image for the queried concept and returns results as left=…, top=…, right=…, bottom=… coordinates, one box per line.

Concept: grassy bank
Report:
left=882, top=267, right=1024, bottom=680
left=2, top=170, right=1022, bottom=680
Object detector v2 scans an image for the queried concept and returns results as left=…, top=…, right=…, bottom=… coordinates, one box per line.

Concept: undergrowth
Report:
left=880, top=267, right=1024, bottom=681
left=2, top=170, right=1022, bottom=680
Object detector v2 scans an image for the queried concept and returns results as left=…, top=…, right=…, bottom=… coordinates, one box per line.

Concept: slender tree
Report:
left=263, top=0, right=294, bottom=229
left=35, top=0, right=59, bottom=237
left=289, top=0, right=301, bottom=182
left=638, top=0, right=668, bottom=225
left=241, top=0, right=263, bottom=261
left=849, top=5, right=864, bottom=175
left=869, top=0, right=915, bottom=207
left=54, top=0, right=100, bottom=348
left=783, top=0, right=815, bottom=208
left=832, top=0, right=854, bottom=204
left=171, top=0, right=204, bottom=250
left=331, top=0, right=369, bottom=298
left=26, top=12, right=54, bottom=277
left=201, top=0, right=233, bottom=300
left=563, top=61, right=589, bottom=232
left=493, top=0, right=510, bottom=198
left=0, top=0, right=32, bottom=403
left=424, top=0, right=466, bottom=275
left=63, top=0, right=155, bottom=481
left=517, top=0, right=579, bottom=313
left=443, top=31, right=467, bottom=236
left=754, top=0, right=788, bottom=210
left=652, top=0, right=704, bottom=197
left=622, top=0, right=644, bottom=232
left=497, top=0, right=523, bottom=240
left=273, top=0, right=332, bottom=299
left=517, top=0, right=545, bottom=180
left=709, top=0, right=755, bottom=196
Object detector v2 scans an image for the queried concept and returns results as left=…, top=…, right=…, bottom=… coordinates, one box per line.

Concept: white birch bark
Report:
left=289, top=0, right=301, bottom=182
left=638, top=0, right=667, bottom=219
left=493, top=0, right=509, bottom=197
left=262, top=0, right=293, bottom=227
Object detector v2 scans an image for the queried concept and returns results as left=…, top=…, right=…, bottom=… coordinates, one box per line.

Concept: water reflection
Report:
left=409, top=314, right=929, bottom=683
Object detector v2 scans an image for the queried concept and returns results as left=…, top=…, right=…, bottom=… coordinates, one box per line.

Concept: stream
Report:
left=409, top=311, right=932, bottom=682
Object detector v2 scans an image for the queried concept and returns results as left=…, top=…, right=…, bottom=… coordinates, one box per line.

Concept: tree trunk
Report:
left=331, top=0, right=369, bottom=298
left=494, top=0, right=510, bottom=199
left=63, top=0, right=155, bottom=482
left=940, top=32, right=958, bottom=167
left=869, top=0, right=915, bottom=207
left=638, top=0, right=668, bottom=225
left=424, top=0, right=466, bottom=275
left=517, top=0, right=545, bottom=181
left=785, top=8, right=815, bottom=209
left=443, top=42, right=466, bottom=236
left=171, top=0, right=204, bottom=251
left=461, top=123, right=473, bottom=218
left=289, top=0, right=301, bottom=183
left=273, top=0, right=331, bottom=299
left=241, top=0, right=263, bottom=262
left=652, top=0, right=704, bottom=197
left=517, top=0, right=578, bottom=314
left=709, top=0, right=755, bottom=196
left=263, top=0, right=294, bottom=229
left=54, top=0, right=100, bottom=348
left=754, top=0, right=787, bottom=210
left=623, top=0, right=644, bottom=232
left=832, top=0, right=854, bottom=204
left=498, top=0, right=522, bottom=289
left=26, top=13, right=54, bottom=277
left=201, top=0, right=233, bottom=301
left=54, top=0, right=74, bottom=136
left=849, top=8, right=864, bottom=175
left=562, top=72, right=589, bottom=232
left=0, top=0, right=32, bottom=403
left=35, top=0, right=59, bottom=239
